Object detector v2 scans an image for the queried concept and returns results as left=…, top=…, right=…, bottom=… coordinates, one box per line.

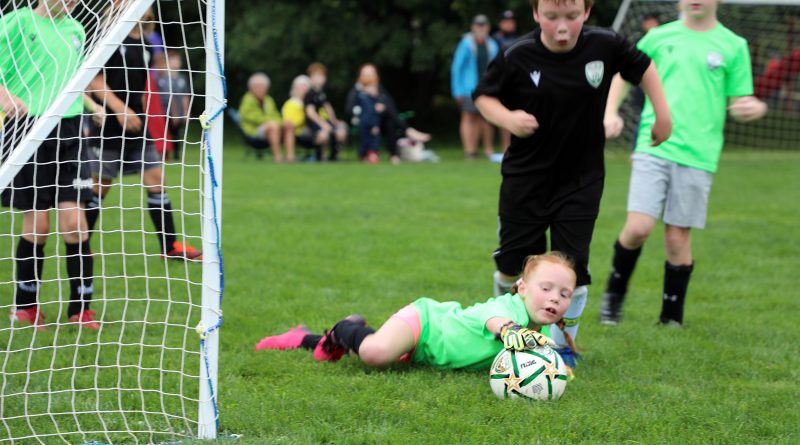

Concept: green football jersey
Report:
left=411, top=293, right=551, bottom=371
left=635, top=21, right=753, bottom=173
left=0, top=8, right=85, bottom=117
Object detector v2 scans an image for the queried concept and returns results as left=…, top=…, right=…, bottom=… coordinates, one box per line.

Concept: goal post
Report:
left=0, top=0, right=225, bottom=443
left=611, top=0, right=800, bottom=150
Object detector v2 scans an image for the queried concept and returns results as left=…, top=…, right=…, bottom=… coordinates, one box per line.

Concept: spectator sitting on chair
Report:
left=281, top=74, right=319, bottom=161
left=305, top=62, right=347, bottom=162
left=345, top=63, right=431, bottom=165
left=239, top=72, right=292, bottom=162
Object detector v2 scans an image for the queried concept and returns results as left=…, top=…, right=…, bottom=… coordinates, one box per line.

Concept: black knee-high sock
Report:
left=65, top=240, right=94, bottom=318
left=85, top=192, right=101, bottom=232
left=660, top=262, right=694, bottom=325
left=147, top=191, right=177, bottom=253
left=15, top=238, right=44, bottom=309
left=332, top=320, right=375, bottom=354
left=300, top=334, right=323, bottom=350
left=605, top=240, right=643, bottom=296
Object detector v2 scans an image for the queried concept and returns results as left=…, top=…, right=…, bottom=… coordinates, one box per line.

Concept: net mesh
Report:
left=0, top=1, right=220, bottom=443
left=612, top=0, right=800, bottom=150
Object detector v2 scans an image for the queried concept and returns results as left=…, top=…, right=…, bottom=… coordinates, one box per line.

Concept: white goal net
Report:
left=612, top=0, right=800, bottom=150
left=0, top=0, right=224, bottom=443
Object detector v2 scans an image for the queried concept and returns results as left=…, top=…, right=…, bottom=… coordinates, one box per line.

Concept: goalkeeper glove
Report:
left=499, top=322, right=556, bottom=351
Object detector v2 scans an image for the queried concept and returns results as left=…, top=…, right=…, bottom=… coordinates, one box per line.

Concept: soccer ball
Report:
left=489, top=346, right=569, bottom=401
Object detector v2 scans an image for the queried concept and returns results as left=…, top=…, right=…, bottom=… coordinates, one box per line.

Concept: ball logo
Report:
left=707, top=52, right=723, bottom=71
left=585, top=61, right=604, bottom=89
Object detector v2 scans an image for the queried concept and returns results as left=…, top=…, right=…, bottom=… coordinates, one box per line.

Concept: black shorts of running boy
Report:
left=1, top=116, right=93, bottom=210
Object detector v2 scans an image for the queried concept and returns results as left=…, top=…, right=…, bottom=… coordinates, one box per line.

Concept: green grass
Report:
left=2, top=145, right=799, bottom=444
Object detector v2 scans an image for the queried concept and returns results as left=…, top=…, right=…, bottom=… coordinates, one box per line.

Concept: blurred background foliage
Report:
left=181, top=0, right=622, bottom=132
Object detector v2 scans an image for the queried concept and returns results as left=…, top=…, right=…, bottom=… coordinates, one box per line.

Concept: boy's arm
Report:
left=728, top=96, right=767, bottom=123
left=82, top=93, right=105, bottom=126
left=603, top=74, right=631, bottom=139
left=475, top=95, right=538, bottom=138
left=88, top=74, right=143, bottom=132
left=305, top=104, right=330, bottom=130
left=638, top=62, right=671, bottom=146
left=323, top=102, right=339, bottom=123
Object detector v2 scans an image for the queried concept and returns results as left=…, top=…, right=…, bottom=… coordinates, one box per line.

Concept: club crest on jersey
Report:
left=707, top=51, right=723, bottom=71
left=73, top=35, right=81, bottom=50
left=585, top=61, right=604, bottom=88
left=530, top=70, right=541, bottom=87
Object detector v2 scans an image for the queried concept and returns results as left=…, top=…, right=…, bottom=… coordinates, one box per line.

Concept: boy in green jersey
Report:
left=601, top=0, right=767, bottom=326
left=0, top=0, right=98, bottom=330
left=256, top=252, right=575, bottom=372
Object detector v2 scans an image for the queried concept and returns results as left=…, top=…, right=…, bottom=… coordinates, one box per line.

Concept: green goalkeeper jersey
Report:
left=0, top=8, right=85, bottom=117
left=635, top=21, right=753, bottom=173
left=411, top=293, right=551, bottom=371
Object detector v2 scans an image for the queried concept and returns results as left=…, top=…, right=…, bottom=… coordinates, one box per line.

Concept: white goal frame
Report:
left=0, top=0, right=226, bottom=441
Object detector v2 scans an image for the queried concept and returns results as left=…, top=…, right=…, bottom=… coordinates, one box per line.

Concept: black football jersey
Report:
left=93, top=34, right=148, bottom=138
left=474, top=27, right=651, bottom=221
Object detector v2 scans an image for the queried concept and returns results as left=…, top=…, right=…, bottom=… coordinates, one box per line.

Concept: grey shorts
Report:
left=627, top=153, right=713, bottom=229
left=86, top=138, right=162, bottom=180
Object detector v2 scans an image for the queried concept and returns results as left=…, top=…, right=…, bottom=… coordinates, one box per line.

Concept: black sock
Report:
left=85, top=193, right=101, bottom=232
left=605, top=240, right=643, bottom=296
left=66, top=240, right=94, bottom=318
left=332, top=320, right=375, bottom=354
left=660, top=262, right=694, bottom=324
left=300, top=334, right=322, bottom=350
left=148, top=191, right=177, bottom=253
left=15, top=238, right=44, bottom=309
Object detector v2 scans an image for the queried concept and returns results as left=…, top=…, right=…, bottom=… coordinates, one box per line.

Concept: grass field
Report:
left=1, top=143, right=799, bottom=444
left=217, top=146, right=799, bottom=444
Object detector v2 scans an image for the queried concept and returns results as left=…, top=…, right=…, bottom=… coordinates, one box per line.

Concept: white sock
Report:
left=549, top=285, right=588, bottom=349
left=493, top=270, right=517, bottom=296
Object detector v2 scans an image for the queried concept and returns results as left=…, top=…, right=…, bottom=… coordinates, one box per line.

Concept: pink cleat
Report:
left=255, top=325, right=311, bottom=351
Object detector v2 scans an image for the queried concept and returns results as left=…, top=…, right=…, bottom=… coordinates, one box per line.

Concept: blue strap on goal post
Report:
left=196, top=0, right=228, bottom=435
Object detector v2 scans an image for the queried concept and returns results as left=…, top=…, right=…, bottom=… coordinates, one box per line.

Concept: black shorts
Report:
left=493, top=217, right=596, bottom=287
left=1, top=117, right=93, bottom=210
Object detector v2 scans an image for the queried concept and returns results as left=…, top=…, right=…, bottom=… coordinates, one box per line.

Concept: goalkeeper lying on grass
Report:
left=256, top=251, right=576, bottom=373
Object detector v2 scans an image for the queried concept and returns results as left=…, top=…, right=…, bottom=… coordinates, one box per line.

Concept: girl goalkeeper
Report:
left=256, top=251, right=575, bottom=371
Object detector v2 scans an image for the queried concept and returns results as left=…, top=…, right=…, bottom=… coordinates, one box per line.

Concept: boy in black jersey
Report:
left=473, top=0, right=671, bottom=366
left=84, top=10, right=201, bottom=261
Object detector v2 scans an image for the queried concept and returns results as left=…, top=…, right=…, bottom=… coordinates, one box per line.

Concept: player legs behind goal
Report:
left=84, top=5, right=201, bottom=261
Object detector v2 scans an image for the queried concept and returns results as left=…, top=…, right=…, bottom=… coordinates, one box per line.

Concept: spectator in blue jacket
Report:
left=451, top=14, right=499, bottom=159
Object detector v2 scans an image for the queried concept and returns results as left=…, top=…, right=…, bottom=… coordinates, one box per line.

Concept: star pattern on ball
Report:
left=504, top=373, right=523, bottom=392
left=543, top=360, right=561, bottom=380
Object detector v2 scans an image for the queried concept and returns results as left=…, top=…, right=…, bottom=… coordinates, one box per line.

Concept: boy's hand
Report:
left=604, top=113, right=624, bottom=139
left=116, top=108, right=143, bottom=133
left=650, top=115, right=672, bottom=146
left=728, top=96, right=767, bottom=123
left=506, top=110, right=539, bottom=138
left=500, top=323, right=556, bottom=351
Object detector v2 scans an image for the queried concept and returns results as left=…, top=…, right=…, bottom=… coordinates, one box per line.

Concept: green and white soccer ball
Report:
left=489, top=346, right=569, bottom=401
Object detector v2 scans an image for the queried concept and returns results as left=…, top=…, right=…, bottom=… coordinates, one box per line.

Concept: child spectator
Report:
left=304, top=62, right=347, bottom=161
left=152, top=52, right=191, bottom=160
left=355, top=83, right=382, bottom=163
